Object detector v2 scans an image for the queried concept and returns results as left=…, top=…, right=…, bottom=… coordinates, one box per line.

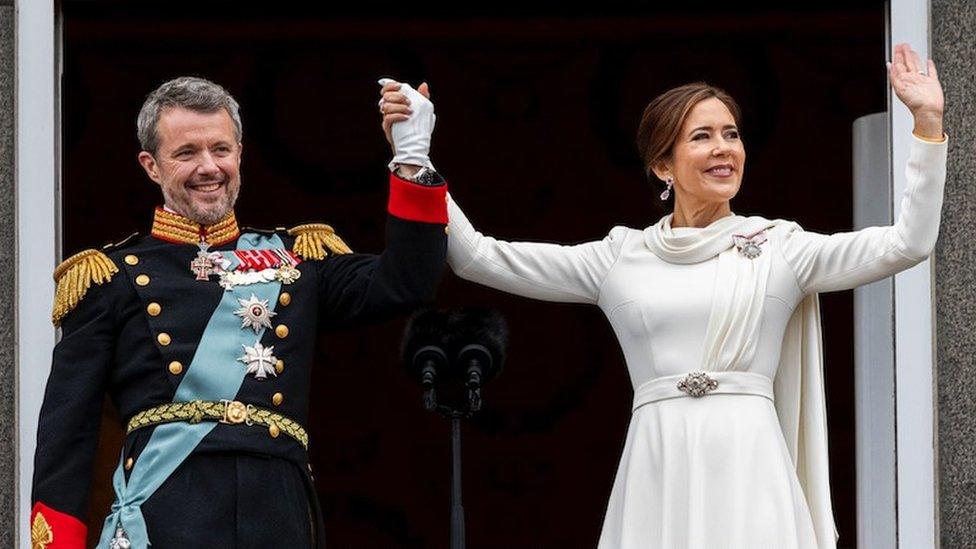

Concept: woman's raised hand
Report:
left=888, top=43, right=944, bottom=139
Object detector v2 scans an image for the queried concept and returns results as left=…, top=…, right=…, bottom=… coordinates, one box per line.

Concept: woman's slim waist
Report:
left=632, top=371, right=774, bottom=412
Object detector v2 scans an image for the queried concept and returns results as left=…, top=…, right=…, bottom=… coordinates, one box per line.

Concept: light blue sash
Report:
left=97, top=233, right=285, bottom=548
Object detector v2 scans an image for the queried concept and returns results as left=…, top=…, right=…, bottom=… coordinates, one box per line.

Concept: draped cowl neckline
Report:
left=643, top=212, right=774, bottom=265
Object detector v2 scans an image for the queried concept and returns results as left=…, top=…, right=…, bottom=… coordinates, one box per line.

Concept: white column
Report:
left=890, top=0, right=937, bottom=547
left=853, top=112, right=897, bottom=549
left=15, top=1, right=58, bottom=547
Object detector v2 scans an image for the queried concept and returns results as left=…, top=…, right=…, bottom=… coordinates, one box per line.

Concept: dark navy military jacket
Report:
left=31, top=174, right=448, bottom=546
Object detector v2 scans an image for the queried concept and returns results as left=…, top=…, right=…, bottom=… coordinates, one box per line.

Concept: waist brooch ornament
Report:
left=677, top=372, right=719, bottom=397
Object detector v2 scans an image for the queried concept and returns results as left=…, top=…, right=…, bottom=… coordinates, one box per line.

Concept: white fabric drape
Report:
left=645, top=213, right=837, bottom=548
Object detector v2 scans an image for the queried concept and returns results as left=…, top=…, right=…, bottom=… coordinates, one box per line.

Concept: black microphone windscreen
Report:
left=446, top=308, right=509, bottom=370
left=401, top=308, right=450, bottom=366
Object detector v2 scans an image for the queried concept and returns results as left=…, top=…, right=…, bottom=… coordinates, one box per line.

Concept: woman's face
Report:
left=655, top=97, right=745, bottom=205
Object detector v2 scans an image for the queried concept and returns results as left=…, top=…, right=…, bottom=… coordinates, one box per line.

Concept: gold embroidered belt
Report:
left=126, top=400, right=309, bottom=450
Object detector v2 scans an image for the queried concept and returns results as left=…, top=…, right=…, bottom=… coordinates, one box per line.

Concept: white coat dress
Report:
left=445, top=135, right=947, bottom=548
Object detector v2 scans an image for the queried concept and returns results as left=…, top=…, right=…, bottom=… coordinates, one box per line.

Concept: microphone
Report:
left=446, top=308, right=508, bottom=411
left=402, top=309, right=450, bottom=410
left=402, top=307, right=508, bottom=413
left=401, top=308, right=509, bottom=549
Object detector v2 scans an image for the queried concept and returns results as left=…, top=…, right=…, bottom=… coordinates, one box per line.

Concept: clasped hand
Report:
left=376, top=44, right=943, bottom=169
left=378, top=78, right=435, bottom=172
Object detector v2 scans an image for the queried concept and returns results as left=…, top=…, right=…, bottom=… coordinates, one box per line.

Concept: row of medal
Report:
left=190, top=241, right=302, bottom=288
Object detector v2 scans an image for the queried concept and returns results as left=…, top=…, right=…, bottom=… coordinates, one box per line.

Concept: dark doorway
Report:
left=63, top=2, right=884, bottom=547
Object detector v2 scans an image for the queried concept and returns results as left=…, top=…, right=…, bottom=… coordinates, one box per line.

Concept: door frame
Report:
left=13, top=2, right=940, bottom=547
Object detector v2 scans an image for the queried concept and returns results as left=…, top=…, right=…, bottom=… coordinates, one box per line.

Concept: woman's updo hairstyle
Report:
left=636, top=82, right=742, bottom=181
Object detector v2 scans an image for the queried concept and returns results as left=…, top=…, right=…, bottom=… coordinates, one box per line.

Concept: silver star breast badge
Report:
left=238, top=341, right=278, bottom=380
left=234, top=294, right=277, bottom=333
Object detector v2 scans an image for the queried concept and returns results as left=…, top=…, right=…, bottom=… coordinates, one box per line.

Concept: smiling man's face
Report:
left=138, top=106, right=242, bottom=225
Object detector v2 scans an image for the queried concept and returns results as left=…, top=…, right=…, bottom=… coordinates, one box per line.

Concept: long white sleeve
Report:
left=781, top=134, right=948, bottom=294
left=447, top=195, right=629, bottom=304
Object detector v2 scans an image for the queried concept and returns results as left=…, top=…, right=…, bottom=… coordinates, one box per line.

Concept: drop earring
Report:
left=660, top=176, right=673, bottom=201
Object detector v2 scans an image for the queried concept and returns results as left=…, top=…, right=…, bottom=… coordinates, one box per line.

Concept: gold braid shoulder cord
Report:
left=52, top=249, right=118, bottom=326
left=288, top=223, right=352, bottom=260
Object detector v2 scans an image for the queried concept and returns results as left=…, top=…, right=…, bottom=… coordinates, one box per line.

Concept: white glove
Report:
left=378, top=78, right=436, bottom=171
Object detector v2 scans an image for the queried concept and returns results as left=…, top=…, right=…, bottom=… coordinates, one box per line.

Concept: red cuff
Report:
left=31, top=502, right=87, bottom=549
left=388, top=173, right=448, bottom=224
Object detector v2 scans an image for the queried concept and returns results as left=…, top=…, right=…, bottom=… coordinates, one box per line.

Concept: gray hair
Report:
left=137, top=76, right=243, bottom=154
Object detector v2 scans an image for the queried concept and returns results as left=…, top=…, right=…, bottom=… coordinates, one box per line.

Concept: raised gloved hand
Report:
left=378, top=78, right=435, bottom=171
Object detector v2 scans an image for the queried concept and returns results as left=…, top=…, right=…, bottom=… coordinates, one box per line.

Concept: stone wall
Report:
left=0, top=2, right=17, bottom=547
left=932, top=1, right=976, bottom=546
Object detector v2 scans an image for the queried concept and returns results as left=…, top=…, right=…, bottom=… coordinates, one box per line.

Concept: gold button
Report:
left=124, top=255, right=139, bottom=266
left=272, top=392, right=284, bottom=406
left=168, top=361, right=183, bottom=375
left=444, top=226, right=451, bottom=235
left=279, top=292, right=291, bottom=306
left=124, top=457, right=134, bottom=470
left=157, top=332, right=171, bottom=346
left=268, top=423, right=280, bottom=438
left=275, top=359, right=285, bottom=374
left=135, top=274, right=150, bottom=286
left=147, top=302, right=162, bottom=316
left=275, top=325, right=289, bottom=339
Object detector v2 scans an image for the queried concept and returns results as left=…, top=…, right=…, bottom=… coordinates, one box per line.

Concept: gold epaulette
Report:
left=287, top=223, right=353, bottom=260
left=52, top=249, right=119, bottom=326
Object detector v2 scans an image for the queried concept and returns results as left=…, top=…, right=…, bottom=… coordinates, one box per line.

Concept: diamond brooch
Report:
left=732, top=230, right=768, bottom=259
left=677, top=371, right=719, bottom=397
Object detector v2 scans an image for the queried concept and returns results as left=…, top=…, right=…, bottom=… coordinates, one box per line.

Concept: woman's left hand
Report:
left=889, top=43, right=944, bottom=139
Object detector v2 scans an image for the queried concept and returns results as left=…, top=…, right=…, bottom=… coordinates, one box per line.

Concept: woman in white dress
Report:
left=378, top=43, right=946, bottom=548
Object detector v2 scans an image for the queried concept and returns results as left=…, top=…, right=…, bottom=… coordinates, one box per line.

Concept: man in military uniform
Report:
left=30, top=76, right=446, bottom=548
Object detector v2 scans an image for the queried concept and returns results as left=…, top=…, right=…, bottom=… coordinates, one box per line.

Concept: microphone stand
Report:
left=425, top=376, right=468, bottom=548
left=415, top=364, right=474, bottom=549
left=434, top=389, right=478, bottom=549
left=448, top=409, right=466, bottom=549
left=404, top=310, right=506, bottom=549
